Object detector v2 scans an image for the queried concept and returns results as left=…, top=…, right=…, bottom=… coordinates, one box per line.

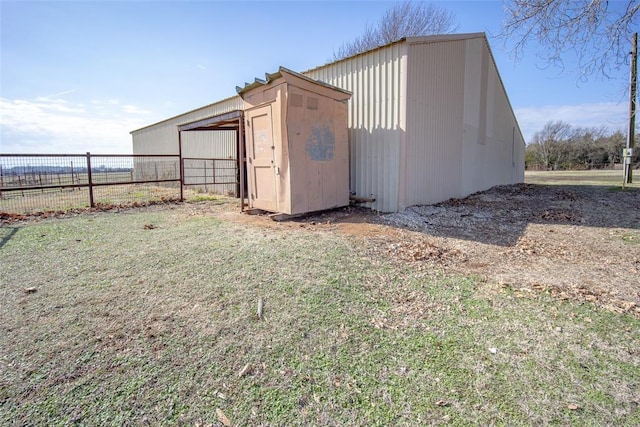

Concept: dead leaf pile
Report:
left=372, top=182, right=640, bottom=317
left=537, top=208, right=583, bottom=223
left=387, top=241, right=464, bottom=266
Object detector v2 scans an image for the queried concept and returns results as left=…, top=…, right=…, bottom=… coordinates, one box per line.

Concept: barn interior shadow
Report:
left=292, top=183, right=640, bottom=247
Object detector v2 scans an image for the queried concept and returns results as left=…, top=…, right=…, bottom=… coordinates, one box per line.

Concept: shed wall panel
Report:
left=305, top=43, right=407, bottom=212
left=404, top=40, right=466, bottom=206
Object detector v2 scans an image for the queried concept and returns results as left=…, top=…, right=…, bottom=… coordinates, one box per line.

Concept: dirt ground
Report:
left=3, top=182, right=639, bottom=316
left=215, top=183, right=640, bottom=317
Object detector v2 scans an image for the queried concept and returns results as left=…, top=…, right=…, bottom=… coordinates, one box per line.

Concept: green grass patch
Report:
left=190, top=194, right=220, bottom=202
left=1, top=207, right=639, bottom=425
left=525, top=169, right=640, bottom=188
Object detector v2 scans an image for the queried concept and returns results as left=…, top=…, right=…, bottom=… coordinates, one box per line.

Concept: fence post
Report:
left=178, top=132, right=184, bottom=202
left=203, top=160, right=208, bottom=192
left=86, top=152, right=95, bottom=207
left=17, top=175, right=24, bottom=197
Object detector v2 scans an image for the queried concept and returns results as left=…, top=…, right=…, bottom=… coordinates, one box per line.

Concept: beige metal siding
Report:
left=404, top=37, right=525, bottom=208
left=131, top=96, right=242, bottom=195
left=180, top=130, right=236, bottom=159
left=404, top=40, right=466, bottom=207
left=182, top=130, right=237, bottom=195
left=461, top=38, right=525, bottom=196
left=305, top=42, right=407, bottom=212
left=131, top=96, right=243, bottom=154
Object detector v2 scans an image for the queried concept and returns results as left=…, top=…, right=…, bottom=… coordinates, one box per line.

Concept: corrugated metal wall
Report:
left=131, top=96, right=242, bottom=195
left=182, top=130, right=237, bottom=195
left=404, top=39, right=466, bottom=207
left=304, top=42, right=407, bottom=212
left=403, top=37, right=525, bottom=208
left=132, top=96, right=243, bottom=155
left=181, top=130, right=236, bottom=159
left=459, top=38, right=525, bottom=196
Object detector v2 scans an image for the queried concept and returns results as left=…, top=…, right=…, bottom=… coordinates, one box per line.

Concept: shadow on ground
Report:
left=293, top=184, right=640, bottom=247
left=0, top=227, right=19, bottom=249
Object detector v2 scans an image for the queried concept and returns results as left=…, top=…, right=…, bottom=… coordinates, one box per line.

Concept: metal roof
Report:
left=131, top=32, right=488, bottom=135
left=304, top=32, right=485, bottom=74
left=236, top=66, right=352, bottom=97
left=177, top=110, right=242, bottom=132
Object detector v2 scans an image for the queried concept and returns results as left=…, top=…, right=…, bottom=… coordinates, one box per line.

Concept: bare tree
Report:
left=528, top=121, right=574, bottom=170
left=502, top=0, right=639, bottom=80
left=333, top=2, right=457, bottom=60
left=525, top=122, right=635, bottom=170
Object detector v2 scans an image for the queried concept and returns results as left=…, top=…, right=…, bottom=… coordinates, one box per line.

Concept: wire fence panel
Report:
left=0, top=153, right=182, bottom=214
left=182, top=158, right=238, bottom=196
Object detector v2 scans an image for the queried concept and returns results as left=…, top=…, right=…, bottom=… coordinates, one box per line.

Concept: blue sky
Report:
left=1, top=0, right=636, bottom=154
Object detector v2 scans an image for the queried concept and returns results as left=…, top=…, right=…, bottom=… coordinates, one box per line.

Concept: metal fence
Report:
left=0, top=153, right=238, bottom=214
left=182, top=157, right=239, bottom=196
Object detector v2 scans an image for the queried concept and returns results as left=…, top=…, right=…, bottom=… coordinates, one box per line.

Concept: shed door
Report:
left=246, top=105, right=277, bottom=211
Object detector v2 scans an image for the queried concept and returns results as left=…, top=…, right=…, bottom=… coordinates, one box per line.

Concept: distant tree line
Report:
left=1, top=166, right=132, bottom=174
left=525, top=121, right=638, bottom=170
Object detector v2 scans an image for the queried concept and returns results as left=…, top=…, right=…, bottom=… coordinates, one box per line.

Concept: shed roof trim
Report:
left=178, top=109, right=242, bottom=132
left=130, top=94, right=242, bottom=134
left=236, top=66, right=352, bottom=97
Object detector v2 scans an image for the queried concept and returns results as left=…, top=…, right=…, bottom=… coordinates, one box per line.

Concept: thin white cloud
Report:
left=0, top=97, right=149, bottom=154
left=515, top=102, right=630, bottom=143
left=31, top=97, right=86, bottom=114
left=40, top=89, right=77, bottom=100
left=197, top=64, right=206, bottom=70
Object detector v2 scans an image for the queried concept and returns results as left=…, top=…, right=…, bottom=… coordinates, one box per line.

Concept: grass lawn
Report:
left=1, top=202, right=639, bottom=426
left=525, top=168, right=640, bottom=187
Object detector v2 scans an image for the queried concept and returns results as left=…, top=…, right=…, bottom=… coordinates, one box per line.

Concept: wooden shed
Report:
left=237, top=67, right=351, bottom=215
